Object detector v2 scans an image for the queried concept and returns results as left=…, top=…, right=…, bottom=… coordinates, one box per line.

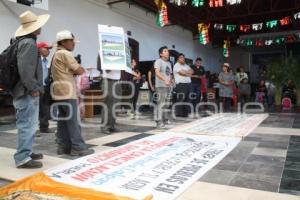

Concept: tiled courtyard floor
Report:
left=1, top=112, right=300, bottom=199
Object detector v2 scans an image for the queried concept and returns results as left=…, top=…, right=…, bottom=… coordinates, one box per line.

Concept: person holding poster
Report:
left=154, top=46, right=173, bottom=128
left=97, top=55, right=122, bottom=134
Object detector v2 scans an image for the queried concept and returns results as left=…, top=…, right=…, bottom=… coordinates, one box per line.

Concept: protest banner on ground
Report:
left=45, top=133, right=240, bottom=200
left=169, top=113, right=268, bottom=138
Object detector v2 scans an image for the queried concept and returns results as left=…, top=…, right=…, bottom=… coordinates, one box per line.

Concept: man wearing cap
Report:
left=37, top=42, right=53, bottom=135
left=12, top=10, right=50, bottom=169
left=51, top=30, right=94, bottom=156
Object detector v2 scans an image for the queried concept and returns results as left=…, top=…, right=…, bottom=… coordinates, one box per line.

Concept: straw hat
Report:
left=15, top=11, right=50, bottom=37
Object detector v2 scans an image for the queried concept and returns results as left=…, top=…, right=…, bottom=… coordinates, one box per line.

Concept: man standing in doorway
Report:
left=190, top=57, right=205, bottom=114
left=154, top=46, right=173, bottom=128
left=36, top=42, right=54, bottom=136
left=12, top=11, right=50, bottom=168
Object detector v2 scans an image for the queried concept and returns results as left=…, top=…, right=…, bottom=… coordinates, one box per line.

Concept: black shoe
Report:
left=57, top=146, right=71, bottom=155
left=30, top=153, right=43, bottom=160
left=109, top=127, right=121, bottom=133
left=40, top=128, right=54, bottom=133
left=101, top=128, right=111, bottom=135
left=17, top=160, right=43, bottom=169
left=70, top=148, right=95, bottom=156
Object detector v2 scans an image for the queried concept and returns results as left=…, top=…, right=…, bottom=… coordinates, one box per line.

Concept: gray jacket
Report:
left=12, top=37, right=44, bottom=99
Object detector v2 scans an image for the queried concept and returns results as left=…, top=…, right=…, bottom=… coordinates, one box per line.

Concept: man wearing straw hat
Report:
left=12, top=10, right=50, bottom=168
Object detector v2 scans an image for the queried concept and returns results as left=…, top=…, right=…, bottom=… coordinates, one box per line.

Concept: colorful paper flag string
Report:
left=209, top=0, right=224, bottom=7
left=223, top=39, right=230, bottom=57
left=198, top=23, right=210, bottom=45
left=192, top=0, right=205, bottom=7
left=154, top=0, right=169, bottom=27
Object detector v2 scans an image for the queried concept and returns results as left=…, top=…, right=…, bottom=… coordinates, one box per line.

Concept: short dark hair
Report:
left=178, top=53, right=185, bottom=58
left=158, top=46, right=168, bottom=56
left=196, top=57, right=202, bottom=62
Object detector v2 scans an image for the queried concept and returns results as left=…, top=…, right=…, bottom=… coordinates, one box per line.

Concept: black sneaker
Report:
left=70, top=148, right=95, bottom=156
left=109, top=127, right=121, bottom=133
left=17, top=160, right=43, bottom=169
left=40, top=128, right=55, bottom=133
left=57, top=146, right=71, bottom=155
left=101, top=128, right=111, bottom=135
left=30, top=153, right=43, bottom=160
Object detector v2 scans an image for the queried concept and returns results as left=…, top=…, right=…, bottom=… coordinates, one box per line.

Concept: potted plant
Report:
left=267, top=53, right=300, bottom=106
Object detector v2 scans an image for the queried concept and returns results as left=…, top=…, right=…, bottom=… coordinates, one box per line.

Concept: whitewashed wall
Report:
left=0, top=0, right=250, bottom=71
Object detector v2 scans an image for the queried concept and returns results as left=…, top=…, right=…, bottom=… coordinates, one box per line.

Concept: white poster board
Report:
left=98, top=24, right=132, bottom=74
left=46, top=133, right=240, bottom=200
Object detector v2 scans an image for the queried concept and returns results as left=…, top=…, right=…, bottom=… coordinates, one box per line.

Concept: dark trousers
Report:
left=175, top=83, right=190, bottom=117
left=189, top=83, right=201, bottom=112
left=56, top=99, right=87, bottom=151
left=132, top=83, right=140, bottom=112
left=240, top=94, right=250, bottom=111
left=222, top=97, right=232, bottom=112
left=39, top=91, right=50, bottom=130
left=101, top=79, right=121, bottom=129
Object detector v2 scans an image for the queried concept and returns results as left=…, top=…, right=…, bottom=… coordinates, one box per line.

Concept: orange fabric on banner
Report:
left=0, top=172, right=153, bottom=200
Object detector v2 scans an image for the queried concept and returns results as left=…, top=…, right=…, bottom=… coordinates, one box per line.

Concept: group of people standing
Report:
left=11, top=10, right=94, bottom=169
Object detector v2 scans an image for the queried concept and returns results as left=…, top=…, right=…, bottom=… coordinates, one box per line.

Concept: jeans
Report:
left=13, top=95, right=39, bottom=166
left=189, top=83, right=201, bottom=112
left=154, top=87, right=171, bottom=124
left=56, top=99, right=87, bottom=151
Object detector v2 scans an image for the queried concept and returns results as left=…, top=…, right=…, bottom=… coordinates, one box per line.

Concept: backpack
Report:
left=0, top=38, right=23, bottom=91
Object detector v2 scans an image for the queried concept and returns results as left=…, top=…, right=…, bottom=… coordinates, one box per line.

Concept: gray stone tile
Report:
left=238, top=163, right=284, bottom=177
left=286, top=153, right=300, bottom=163
left=200, top=169, right=236, bottom=185
left=215, top=160, right=244, bottom=172
left=257, top=141, right=289, bottom=150
left=282, top=169, right=300, bottom=180
left=246, top=133, right=290, bottom=143
left=280, top=189, right=300, bottom=196
left=280, top=179, right=300, bottom=191
left=221, top=141, right=257, bottom=162
left=245, top=155, right=285, bottom=166
left=229, top=173, right=280, bottom=192
left=252, top=147, right=287, bottom=158
left=284, top=161, right=300, bottom=171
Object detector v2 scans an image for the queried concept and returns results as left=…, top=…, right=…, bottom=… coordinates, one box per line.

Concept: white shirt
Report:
left=41, top=57, right=49, bottom=86
left=236, top=72, right=248, bottom=85
left=173, top=62, right=191, bottom=84
left=102, top=70, right=121, bottom=80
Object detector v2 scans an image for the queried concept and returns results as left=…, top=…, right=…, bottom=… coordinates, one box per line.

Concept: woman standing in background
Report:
left=219, top=63, right=234, bottom=112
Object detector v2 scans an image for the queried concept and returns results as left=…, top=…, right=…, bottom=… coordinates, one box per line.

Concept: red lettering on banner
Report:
left=71, top=165, right=110, bottom=182
left=87, top=145, right=139, bottom=163
left=71, top=137, right=182, bottom=182
left=71, top=171, right=96, bottom=182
